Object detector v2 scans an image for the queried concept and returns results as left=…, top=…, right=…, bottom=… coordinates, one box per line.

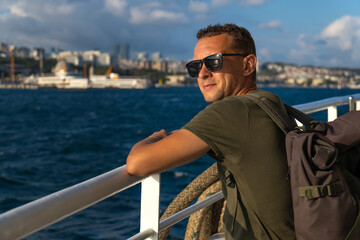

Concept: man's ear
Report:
left=243, top=54, right=257, bottom=76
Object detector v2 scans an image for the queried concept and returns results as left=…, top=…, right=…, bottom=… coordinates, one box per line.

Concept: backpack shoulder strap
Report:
left=244, top=93, right=313, bottom=133
left=284, top=104, right=314, bottom=127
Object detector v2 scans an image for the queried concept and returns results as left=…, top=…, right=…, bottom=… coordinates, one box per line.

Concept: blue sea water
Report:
left=0, top=87, right=359, bottom=239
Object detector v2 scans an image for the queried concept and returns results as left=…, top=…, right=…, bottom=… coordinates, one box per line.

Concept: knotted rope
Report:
left=184, top=180, right=224, bottom=239
left=159, top=163, right=225, bottom=240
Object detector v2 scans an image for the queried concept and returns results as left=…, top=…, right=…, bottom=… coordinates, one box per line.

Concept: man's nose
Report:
left=198, top=64, right=211, bottom=79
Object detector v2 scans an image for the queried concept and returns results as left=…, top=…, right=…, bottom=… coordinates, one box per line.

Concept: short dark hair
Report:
left=196, top=23, right=256, bottom=56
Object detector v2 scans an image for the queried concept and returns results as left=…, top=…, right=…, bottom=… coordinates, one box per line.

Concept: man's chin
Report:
left=203, top=94, right=223, bottom=103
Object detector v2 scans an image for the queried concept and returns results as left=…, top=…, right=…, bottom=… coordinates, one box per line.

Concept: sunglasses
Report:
left=186, top=53, right=248, bottom=78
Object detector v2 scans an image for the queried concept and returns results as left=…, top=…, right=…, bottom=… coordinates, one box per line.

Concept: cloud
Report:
left=235, top=0, right=272, bottom=7
left=10, top=5, right=29, bottom=18
left=189, top=1, right=210, bottom=13
left=319, top=15, right=360, bottom=51
left=129, top=4, right=188, bottom=25
left=3, top=0, right=75, bottom=22
left=104, top=0, right=127, bottom=17
left=258, top=20, right=282, bottom=30
left=287, top=15, right=360, bottom=67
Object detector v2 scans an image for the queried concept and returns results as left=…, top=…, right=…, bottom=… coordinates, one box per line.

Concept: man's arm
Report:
left=126, top=129, right=210, bottom=177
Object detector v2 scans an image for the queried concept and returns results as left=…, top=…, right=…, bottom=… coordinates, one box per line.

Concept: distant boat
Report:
left=89, top=66, right=152, bottom=89
left=24, top=60, right=88, bottom=90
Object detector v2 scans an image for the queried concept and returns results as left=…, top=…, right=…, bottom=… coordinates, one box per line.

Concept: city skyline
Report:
left=1, top=1, right=360, bottom=68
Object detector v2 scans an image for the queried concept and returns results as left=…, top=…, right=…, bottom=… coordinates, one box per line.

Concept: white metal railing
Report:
left=0, top=166, right=144, bottom=239
left=0, top=93, right=359, bottom=240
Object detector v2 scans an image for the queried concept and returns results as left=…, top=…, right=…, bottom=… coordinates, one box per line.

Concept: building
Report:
left=166, top=75, right=186, bottom=86
left=152, top=61, right=168, bottom=72
left=48, top=47, right=63, bottom=59
left=82, top=50, right=100, bottom=64
left=138, top=61, right=151, bottom=70
left=120, top=42, right=130, bottom=60
left=112, top=43, right=120, bottom=66
left=134, top=52, right=148, bottom=61
left=32, top=48, right=45, bottom=60
left=0, top=42, right=9, bottom=53
left=152, top=52, right=162, bottom=61
left=16, top=47, right=31, bottom=58
left=96, top=53, right=111, bottom=66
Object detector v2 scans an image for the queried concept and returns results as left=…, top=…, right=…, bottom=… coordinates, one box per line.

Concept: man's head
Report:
left=187, top=23, right=257, bottom=102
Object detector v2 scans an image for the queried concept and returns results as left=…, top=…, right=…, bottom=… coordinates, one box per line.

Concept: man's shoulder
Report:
left=213, top=90, right=281, bottom=106
left=193, top=90, right=282, bottom=120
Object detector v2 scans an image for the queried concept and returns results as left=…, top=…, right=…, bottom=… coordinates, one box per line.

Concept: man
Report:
left=127, top=23, right=295, bottom=239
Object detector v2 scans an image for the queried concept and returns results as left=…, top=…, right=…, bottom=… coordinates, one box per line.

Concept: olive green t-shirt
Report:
left=183, top=90, right=295, bottom=240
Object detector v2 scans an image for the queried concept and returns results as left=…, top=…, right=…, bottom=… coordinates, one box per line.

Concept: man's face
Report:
left=193, top=33, right=246, bottom=103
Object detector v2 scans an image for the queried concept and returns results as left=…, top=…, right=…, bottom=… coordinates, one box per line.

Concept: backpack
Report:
left=246, top=93, right=360, bottom=240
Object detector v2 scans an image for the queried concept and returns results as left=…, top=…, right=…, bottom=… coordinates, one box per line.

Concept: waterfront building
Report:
left=0, top=42, right=9, bottom=53
left=96, top=53, right=111, bottom=66
left=82, top=50, right=100, bottom=64
left=152, top=60, right=168, bottom=72
left=57, top=52, right=83, bottom=67
left=16, top=47, right=31, bottom=58
left=138, top=60, right=151, bottom=70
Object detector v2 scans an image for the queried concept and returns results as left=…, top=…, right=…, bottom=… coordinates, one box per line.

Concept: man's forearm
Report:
left=126, top=129, right=209, bottom=177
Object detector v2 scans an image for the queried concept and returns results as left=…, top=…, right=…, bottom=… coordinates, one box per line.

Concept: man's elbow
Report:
left=126, top=155, right=151, bottom=177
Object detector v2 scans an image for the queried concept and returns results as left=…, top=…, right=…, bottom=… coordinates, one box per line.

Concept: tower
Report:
left=112, top=43, right=120, bottom=66
left=120, top=42, right=130, bottom=60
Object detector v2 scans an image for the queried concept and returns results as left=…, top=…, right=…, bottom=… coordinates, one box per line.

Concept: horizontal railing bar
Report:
left=127, top=228, right=154, bottom=240
left=293, top=93, right=360, bottom=114
left=0, top=165, right=144, bottom=240
left=159, top=191, right=224, bottom=231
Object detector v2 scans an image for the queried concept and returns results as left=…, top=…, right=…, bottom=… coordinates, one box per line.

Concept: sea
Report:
left=0, top=87, right=359, bottom=239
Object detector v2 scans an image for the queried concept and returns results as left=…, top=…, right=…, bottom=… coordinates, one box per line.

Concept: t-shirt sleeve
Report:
left=182, top=96, right=250, bottom=160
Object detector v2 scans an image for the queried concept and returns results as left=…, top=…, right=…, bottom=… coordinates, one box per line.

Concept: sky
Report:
left=1, top=0, right=360, bottom=68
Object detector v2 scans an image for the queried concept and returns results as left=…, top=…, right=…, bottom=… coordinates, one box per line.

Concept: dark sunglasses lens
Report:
left=204, top=55, right=222, bottom=71
left=186, top=61, right=202, bottom=77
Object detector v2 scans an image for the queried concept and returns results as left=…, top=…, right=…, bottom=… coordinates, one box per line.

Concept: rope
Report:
left=184, top=180, right=225, bottom=240
left=159, top=163, right=223, bottom=240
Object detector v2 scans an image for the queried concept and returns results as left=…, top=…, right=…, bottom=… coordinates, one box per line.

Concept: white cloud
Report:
left=287, top=15, right=360, bottom=67
left=189, top=1, right=210, bottom=13
left=9, top=5, right=28, bottom=18
left=104, top=0, right=127, bottom=17
left=320, top=15, right=360, bottom=51
left=235, top=0, right=271, bottom=7
left=129, top=5, right=188, bottom=25
left=258, top=20, right=282, bottom=30
left=6, top=1, right=74, bottom=21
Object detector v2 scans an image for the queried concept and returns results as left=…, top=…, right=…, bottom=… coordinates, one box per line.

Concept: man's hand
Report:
left=143, top=129, right=171, bottom=144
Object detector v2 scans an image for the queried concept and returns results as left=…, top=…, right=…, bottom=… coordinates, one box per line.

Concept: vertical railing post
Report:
left=349, top=97, right=355, bottom=111
left=327, top=105, right=337, bottom=121
left=140, top=174, right=160, bottom=240
left=356, top=99, right=360, bottom=111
